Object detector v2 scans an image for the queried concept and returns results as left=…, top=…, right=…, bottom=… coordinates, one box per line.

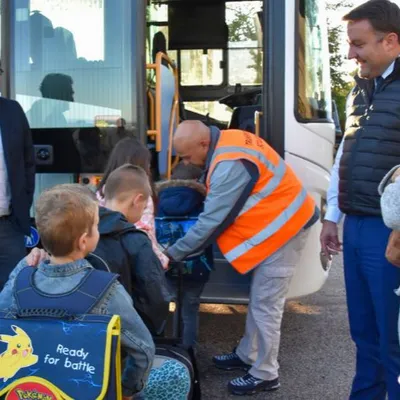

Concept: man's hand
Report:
left=163, top=249, right=174, bottom=261
left=320, top=220, right=342, bottom=259
left=392, top=167, right=400, bottom=182
left=26, top=247, right=49, bottom=266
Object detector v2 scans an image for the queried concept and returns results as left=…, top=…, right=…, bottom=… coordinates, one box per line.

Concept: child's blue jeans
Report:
left=167, top=278, right=206, bottom=348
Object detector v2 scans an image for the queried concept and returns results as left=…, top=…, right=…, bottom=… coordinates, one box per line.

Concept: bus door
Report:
left=146, top=0, right=334, bottom=302
left=147, top=0, right=263, bottom=303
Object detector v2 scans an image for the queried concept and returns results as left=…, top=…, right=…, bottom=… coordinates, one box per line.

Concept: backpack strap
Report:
left=117, top=225, right=146, bottom=237
left=86, top=252, right=111, bottom=272
left=14, top=267, right=118, bottom=316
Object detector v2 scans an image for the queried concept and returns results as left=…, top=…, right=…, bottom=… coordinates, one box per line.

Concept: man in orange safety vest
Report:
left=165, top=120, right=319, bottom=396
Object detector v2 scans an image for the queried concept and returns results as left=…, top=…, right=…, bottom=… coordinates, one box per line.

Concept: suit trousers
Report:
left=344, top=215, right=400, bottom=400
left=0, top=216, right=26, bottom=290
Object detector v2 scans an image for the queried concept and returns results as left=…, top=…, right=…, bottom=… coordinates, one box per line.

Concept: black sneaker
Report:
left=228, top=373, right=280, bottom=396
left=212, top=351, right=251, bottom=371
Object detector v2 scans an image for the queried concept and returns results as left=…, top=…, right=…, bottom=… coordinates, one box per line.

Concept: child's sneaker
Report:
left=212, top=350, right=251, bottom=371
left=228, top=373, right=280, bottom=396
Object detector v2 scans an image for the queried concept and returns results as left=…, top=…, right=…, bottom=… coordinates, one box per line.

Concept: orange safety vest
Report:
left=206, top=130, right=316, bottom=274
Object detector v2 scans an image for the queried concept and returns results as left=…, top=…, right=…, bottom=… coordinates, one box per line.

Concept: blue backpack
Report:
left=0, top=267, right=122, bottom=400
left=155, top=217, right=213, bottom=282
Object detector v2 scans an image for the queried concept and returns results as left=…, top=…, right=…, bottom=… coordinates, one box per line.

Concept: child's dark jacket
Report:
left=90, top=207, right=171, bottom=334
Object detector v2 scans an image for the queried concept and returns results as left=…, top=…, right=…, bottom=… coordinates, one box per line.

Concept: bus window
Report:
left=148, top=26, right=177, bottom=64
left=12, top=0, right=137, bottom=129
left=147, top=7, right=177, bottom=83
left=180, top=50, right=224, bottom=86
left=148, top=2, right=228, bottom=89
left=226, top=1, right=262, bottom=86
left=184, top=101, right=232, bottom=124
left=148, top=3, right=168, bottom=22
left=297, top=0, right=332, bottom=121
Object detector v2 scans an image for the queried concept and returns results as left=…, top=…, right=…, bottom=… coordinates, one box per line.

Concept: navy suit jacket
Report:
left=0, top=98, right=35, bottom=235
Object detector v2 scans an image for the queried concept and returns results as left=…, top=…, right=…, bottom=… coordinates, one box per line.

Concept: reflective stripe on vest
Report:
left=206, top=130, right=315, bottom=274
left=225, top=188, right=307, bottom=263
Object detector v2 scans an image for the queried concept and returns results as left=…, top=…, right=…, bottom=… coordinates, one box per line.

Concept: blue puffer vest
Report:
left=339, top=59, right=400, bottom=216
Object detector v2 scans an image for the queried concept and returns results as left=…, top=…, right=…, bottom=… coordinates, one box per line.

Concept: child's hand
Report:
left=26, top=248, right=49, bottom=266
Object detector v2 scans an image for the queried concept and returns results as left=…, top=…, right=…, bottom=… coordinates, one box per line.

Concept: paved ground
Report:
left=194, top=255, right=355, bottom=400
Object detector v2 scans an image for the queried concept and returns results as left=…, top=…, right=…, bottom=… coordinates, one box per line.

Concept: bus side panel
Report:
left=285, top=152, right=331, bottom=298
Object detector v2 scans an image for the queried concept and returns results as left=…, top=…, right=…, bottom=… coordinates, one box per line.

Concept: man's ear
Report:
left=200, top=139, right=210, bottom=150
left=385, top=32, right=399, bottom=50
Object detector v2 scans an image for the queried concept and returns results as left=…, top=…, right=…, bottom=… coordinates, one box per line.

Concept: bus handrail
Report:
left=167, top=99, right=179, bottom=179
left=145, top=52, right=180, bottom=155
left=147, top=90, right=155, bottom=131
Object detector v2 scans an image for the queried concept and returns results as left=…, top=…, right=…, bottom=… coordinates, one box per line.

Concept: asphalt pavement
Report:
left=194, top=255, right=355, bottom=400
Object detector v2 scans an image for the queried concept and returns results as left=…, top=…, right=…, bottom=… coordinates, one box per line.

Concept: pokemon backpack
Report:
left=0, top=267, right=122, bottom=400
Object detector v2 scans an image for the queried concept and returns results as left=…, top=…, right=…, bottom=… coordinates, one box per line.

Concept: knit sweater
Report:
left=379, top=165, right=400, bottom=230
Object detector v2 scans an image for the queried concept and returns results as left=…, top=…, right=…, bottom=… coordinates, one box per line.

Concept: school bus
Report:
left=0, top=0, right=334, bottom=303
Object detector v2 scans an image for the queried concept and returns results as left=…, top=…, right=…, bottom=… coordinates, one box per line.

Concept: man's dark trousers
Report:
left=0, top=216, right=26, bottom=290
left=344, top=215, right=400, bottom=399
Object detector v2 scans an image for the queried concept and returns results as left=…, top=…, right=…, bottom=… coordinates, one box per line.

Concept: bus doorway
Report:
left=145, top=0, right=334, bottom=303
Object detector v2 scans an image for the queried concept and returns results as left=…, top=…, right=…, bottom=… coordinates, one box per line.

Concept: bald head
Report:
left=174, top=120, right=210, bottom=145
left=173, top=120, right=211, bottom=168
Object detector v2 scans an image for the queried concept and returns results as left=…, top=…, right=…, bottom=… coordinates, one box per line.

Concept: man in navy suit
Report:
left=0, top=96, right=35, bottom=290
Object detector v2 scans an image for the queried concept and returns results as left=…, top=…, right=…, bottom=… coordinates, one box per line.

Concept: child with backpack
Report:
left=97, top=137, right=169, bottom=269
left=92, top=164, right=171, bottom=335
left=23, top=166, right=171, bottom=336
left=156, top=162, right=214, bottom=348
left=0, top=185, right=155, bottom=400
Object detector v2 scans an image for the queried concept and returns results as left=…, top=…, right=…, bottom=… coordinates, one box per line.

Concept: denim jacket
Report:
left=0, top=258, right=155, bottom=397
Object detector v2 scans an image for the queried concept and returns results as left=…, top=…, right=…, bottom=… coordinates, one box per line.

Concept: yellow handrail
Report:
left=145, top=52, right=180, bottom=153
left=147, top=90, right=155, bottom=131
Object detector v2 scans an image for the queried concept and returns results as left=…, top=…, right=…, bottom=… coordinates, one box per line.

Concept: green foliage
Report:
left=327, top=0, right=353, bottom=129
left=228, top=9, right=256, bottom=42
left=326, top=0, right=353, bottom=12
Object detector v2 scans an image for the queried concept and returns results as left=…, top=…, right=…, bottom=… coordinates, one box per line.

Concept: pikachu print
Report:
left=0, top=325, right=38, bottom=382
